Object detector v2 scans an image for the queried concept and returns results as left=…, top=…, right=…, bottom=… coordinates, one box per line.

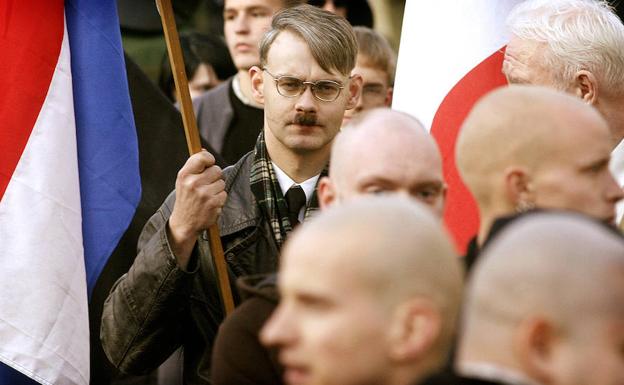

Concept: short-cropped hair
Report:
left=353, top=26, right=396, bottom=85
left=259, top=4, right=358, bottom=76
left=507, top=0, right=624, bottom=95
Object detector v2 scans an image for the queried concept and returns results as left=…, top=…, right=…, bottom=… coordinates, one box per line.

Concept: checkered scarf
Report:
left=250, top=131, right=327, bottom=247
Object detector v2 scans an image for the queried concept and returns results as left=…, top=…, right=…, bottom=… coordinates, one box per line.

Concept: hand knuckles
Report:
left=180, top=177, right=198, bottom=191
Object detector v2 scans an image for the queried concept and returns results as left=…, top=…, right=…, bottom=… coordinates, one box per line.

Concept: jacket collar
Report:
left=218, top=152, right=259, bottom=236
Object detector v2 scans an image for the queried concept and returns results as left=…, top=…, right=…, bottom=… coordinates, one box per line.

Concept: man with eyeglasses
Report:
left=342, top=26, right=395, bottom=126
left=193, top=0, right=304, bottom=166
left=101, top=5, right=361, bottom=384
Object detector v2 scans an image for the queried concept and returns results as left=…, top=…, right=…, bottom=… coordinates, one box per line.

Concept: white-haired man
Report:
left=503, top=0, right=624, bottom=221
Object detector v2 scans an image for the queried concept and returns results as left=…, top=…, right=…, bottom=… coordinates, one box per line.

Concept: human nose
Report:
left=295, top=86, right=318, bottom=112
left=260, top=302, right=296, bottom=348
left=233, top=13, right=250, bottom=34
left=323, top=0, right=337, bottom=13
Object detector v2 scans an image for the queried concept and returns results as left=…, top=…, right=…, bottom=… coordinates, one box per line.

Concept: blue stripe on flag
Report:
left=0, top=365, right=40, bottom=385
left=65, top=0, right=142, bottom=296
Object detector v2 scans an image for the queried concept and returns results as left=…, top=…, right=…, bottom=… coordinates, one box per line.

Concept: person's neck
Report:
left=235, top=70, right=262, bottom=108
left=265, top=128, right=329, bottom=183
left=457, top=360, right=544, bottom=385
left=478, top=211, right=499, bottom=246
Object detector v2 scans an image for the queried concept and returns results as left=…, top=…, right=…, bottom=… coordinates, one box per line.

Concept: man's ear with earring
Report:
left=515, top=181, right=536, bottom=213
left=505, top=167, right=536, bottom=213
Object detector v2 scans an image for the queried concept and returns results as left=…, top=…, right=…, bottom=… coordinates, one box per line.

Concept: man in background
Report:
left=193, top=0, right=304, bottom=165
left=456, top=85, right=622, bottom=269
left=320, top=108, right=445, bottom=215
left=503, top=0, right=624, bottom=221
left=342, top=27, right=395, bottom=126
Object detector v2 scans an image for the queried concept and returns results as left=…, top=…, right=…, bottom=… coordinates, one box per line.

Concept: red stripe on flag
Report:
left=430, top=47, right=508, bottom=253
left=0, top=0, right=64, bottom=199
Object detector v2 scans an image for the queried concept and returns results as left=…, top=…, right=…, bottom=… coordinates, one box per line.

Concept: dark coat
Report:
left=192, top=78, right=233, bottom=156
left=419, top=373, right=514, bottom=385
left=100, top=151, right=281, bottom=385
left=210, top=274, right=281, bottom=385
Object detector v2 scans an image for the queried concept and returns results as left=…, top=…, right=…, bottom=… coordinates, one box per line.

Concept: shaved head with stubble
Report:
left=458, top=213, right=624, bottom=385
left=319, top=108, right=446, bottom=216
left=261, top=196, right=463, bottom=385
left=456, top=85, right=622, bottom=244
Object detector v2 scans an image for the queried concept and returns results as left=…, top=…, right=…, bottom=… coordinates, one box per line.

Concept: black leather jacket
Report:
left=101, top=152, right=280, bottom=384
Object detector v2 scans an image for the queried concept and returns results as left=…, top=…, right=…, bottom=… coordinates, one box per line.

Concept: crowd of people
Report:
left=100, top=1, right=624, bottom=384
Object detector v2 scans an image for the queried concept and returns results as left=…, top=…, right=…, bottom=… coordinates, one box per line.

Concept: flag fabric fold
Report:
left=0, top=0, right=140, bottom=383
left=393, top=0, right=522, bottom=252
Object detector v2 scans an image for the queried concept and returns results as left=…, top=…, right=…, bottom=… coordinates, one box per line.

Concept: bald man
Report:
left=448, top=212, right=624, bottom=385
left=209, top=108, right=447, bottom=384
left=503, top=0, right=624, bottom=223
left=456, top=85, right=622, bottom=268
left=320, top=108, right=446, bottom=216
left=262, top=196, right=464, bottom=385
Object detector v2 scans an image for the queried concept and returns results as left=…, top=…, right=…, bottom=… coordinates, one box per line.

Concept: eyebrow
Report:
left=358, top=176, right=443, bottom=189
left=581, top=157, right=610, bottom=172
left=293, top=290, right=335, bottom=308
left=224, top=5, right=270, bottom=14
left=272, top=72, right=344, bottom=84
left=362, top=82, right=385, bottom=88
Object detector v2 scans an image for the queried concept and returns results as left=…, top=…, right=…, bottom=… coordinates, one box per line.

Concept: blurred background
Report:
left=118, top=0, right=406, bottom=83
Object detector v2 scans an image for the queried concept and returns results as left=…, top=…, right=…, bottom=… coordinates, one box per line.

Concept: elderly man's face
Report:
left=531, top=109, right=623, bottom=223
left=502, top=36, right=557, bottom=87
left=223, top=0, right=283, bottom=71
left=260, top=234, right=394, bottom=385
left=252, top=31, right=360, bottom=156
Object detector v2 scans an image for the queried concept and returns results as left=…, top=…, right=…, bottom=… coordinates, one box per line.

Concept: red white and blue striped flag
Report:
left=0, top=0, right=140, bottom=383
left=393, top=1, right=522, bottom=252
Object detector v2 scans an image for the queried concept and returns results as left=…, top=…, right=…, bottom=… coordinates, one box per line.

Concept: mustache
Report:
left=293, top=113, right=318, bottom=126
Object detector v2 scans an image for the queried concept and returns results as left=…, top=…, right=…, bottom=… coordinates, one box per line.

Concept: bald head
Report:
left=320, top=108, right=446, bottom=216
left=460, top=212, right=624, bottom=384
left=262, top=196, right=463, bottom=385
left=457, top=85, right=621, bottom=233
left=284, top=196, right=461, bottom=305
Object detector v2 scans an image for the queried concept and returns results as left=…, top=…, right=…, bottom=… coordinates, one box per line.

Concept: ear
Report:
left=387, top=298, right=442, bottom=363
left=514, top=317, right=558, bottom=384
left=572, top=70, right=597, bottom=105
left=318, top=176, right=337, bottom=210
left=249, top=66, right=265, bottom=105
left=384, top=86, right=394, bottom=107
left=504, top=167, right=534, bottom=211
left=345, top=74, right=363, bottom=110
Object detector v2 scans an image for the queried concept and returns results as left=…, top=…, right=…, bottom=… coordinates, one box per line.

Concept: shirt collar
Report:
left=458, top=362, right=544, bottom=385
left=271, top=161, right=319, bottom=204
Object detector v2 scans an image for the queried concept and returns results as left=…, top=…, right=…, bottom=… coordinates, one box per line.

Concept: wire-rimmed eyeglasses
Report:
left=263, top=68, right=346, bottom=102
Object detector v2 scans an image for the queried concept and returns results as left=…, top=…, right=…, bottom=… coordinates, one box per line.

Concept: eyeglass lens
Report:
left=276, top=77, right=342, bottom=101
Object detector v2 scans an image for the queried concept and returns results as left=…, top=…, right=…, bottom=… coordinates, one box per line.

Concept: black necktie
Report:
left=285, top=185, right=306, bottom=228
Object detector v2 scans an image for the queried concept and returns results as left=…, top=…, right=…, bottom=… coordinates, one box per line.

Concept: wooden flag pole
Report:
left=155, top=0, right=235, bottom=315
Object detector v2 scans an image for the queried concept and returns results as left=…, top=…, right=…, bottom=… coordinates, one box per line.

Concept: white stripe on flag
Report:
left=393, top=1, right=520, bottom=130
left=0, top=19, right=89, bottom=385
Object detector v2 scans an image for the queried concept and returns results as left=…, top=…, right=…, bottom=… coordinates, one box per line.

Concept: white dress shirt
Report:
left=271, top=162, right=320, bottom=222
